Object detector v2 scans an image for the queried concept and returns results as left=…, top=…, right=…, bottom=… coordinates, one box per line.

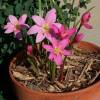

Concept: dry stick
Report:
left=77, top=59, right=94, bottom=82
left=55, top=81, right=65, bottom=89
left=67, top=55, right=85, bottom=60
left=37, top=75, right=47, bottom=86
left=85, top=59, right=94, bottom=71
left=53, top=84, right=61, bottom=91
left=65, top=67, right=70, bottom=82
left=65, top=58, right=80, bottom=66
left=88, top=71, right=100, bottom=85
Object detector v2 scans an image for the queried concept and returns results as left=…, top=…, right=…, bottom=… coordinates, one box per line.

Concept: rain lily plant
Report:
left=4, top=1, right=93, bottom=82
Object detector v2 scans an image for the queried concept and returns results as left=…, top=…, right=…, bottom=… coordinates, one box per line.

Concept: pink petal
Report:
left=36, top=33, right=45, bottom=43
left=82, top=12, right=91, bottom=23
left=20, top=24, right=29, bottom=29
left=49, top=53, right=55, bottom=61
left=54, top=54, right=62, bottom=65
left=51, top=38, right=58, bottom=47
left=27, top=25, right=42, bottom=35
left=51, top=24, right=59, bottom=33
left=4, top=28, right=14, bottom=33
left=4, top=22, right=13, bottom=29
left=14, top=29, right=20, bottom=35
left=75, top=33, right=84, bottom=42
left=43, top=44, right=53, bottom=52
left=66, top=28, right=76, bottom=37
left=59, top=25, right=65, bottom=33
left=59, top=39, right=70, bottom=49
left=27, top=45, right=33, bottom=55
left=83, top=23, right=93, bottom=29
left=15, top=32, right=22, bottom=40
left=4, top=22, right=15, bottom=33
left=58, top=25, right=67, bottom=39
left=45, top=33, right=52, bottom=42
left=81, top=12, right=92, bottom=29
left=53, top=23, right=62, bottom=28
left=45, top=8, right=56, bottom=24
left=32, top=15, right=45, bottom=26
left=9, top=15, right=18, bottom=24
left=63, top=50, right=71, bottom=56
left=19, top=14, right=27, bottom=24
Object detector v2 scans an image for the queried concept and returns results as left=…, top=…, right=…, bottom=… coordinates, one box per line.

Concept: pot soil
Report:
left=9, top=41, right=100, bottom=100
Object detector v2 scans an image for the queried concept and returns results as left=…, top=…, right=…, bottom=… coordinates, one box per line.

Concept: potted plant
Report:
left=3, top=0, right=100, bottom=100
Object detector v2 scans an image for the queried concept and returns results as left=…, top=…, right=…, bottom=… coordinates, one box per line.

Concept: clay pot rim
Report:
left=9, top=41, right=100, bottom=96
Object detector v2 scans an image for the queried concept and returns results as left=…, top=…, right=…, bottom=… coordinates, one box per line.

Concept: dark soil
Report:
left=11, top=47, right=100, bottom=93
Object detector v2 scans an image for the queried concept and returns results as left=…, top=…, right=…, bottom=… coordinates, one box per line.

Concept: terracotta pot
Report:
left=9, top=41, right=100, bottom=100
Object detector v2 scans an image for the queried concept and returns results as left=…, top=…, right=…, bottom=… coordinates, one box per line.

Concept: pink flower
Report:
left=81, top=12, right=93, bottom=29
left=4, top=14, right=29, bottom=39
left=43, top=38, right=71, bottom=65
left=58, top=25, right=77, bottom=39
left=51, top=25, right=76, bottom=39
left=27, top=8, right=60, bottom=43
left=72, top=33, right=84, bottom=44
left=27, top=45, right=33, bottom=55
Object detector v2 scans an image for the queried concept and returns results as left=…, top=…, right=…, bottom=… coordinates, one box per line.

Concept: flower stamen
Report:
left=43, top=23, right=49, bottom=32
left=16, top=24, right=21, bottom=30
left=54, top=47, right=60, bottom=55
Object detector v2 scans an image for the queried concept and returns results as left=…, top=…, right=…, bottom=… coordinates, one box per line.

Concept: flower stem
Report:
left=68, top=0, right=75, bottom=28
left=45, top=0, right=48, bottom=9
left=21, top=30, right=28, bottom=56
left=50, top=0, right=53, bottom=8
left=50, top=62, right=56, bottom=82
left=38, top=0, right=42, bottom=16
left=71, top=23, right=82, bottom=43
left=73, top=3, right=80, bottom=26
left=59, top=65, right=64, bottom=82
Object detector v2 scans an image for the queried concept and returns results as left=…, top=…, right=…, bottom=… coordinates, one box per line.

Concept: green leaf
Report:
left=28, top=36, right=35, bottom=46
left=10, top=42, right=16, bottom=49
left=0, top=37, right=2, bottom=43
left=80, top=0, right=84, bottom=3
left=0, top=16, right=5, bottom=25
left=3, top=44, right=8, bottom=49
left=24, top=0, right=33, bottom=11
left=7, top=48, right=13, bottom=54
left=15, top=3, right=23, bottom=15
left=69, top=7, right=79, bottom=16
left=0, top=58, right=3, bottom=64
left=4, top=5, right=14, bottom=16
left=27, top=57, right=39, bottom=75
